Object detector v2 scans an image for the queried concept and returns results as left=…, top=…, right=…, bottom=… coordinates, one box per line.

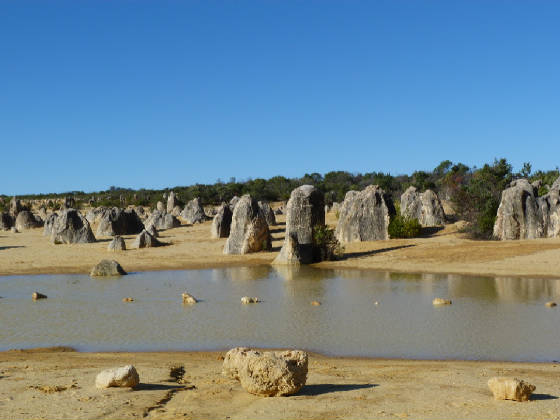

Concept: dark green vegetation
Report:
left=388, top=203, right=423, bottom=239
left=312, top=225, right=345, bottom=261
left=2, top=159, right=558, bottom=239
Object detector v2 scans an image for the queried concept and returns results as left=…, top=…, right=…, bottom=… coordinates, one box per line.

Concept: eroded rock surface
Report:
left=335, top=185, right=395, bottom=243
left=224, top=195, right=271, bottom=255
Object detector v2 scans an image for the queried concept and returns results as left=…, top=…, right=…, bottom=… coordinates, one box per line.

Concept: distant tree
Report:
left=452, top=158, right=513, bottom=238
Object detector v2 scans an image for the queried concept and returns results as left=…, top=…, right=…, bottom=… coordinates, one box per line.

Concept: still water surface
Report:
left=1, top=266, right=560, bottom=361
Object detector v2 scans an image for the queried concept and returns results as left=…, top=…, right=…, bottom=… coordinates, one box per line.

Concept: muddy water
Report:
left=1, top=266, right=559, bottom=361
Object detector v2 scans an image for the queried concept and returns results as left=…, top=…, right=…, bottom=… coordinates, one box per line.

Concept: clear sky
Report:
left=1, top=1, right=559, bottom=195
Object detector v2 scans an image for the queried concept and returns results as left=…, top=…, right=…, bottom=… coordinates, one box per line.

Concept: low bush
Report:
left=312, top=225, right=344, bottom=261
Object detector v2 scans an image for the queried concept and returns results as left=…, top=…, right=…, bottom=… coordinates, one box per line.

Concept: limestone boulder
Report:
left=487, top=377, right=535, bottom=401
left=273, top=185, right=324, bottom=264
left=493, top=179, right=542, bottom=240
left=229, top=196, right=240, bottom=211
left=258, top=201, right=276, bottom=226
left=85, top=207, right=107, bottom=225
left=9, top=197, right=23, bottom=217
left=222, top=347, right=308, bottom=396
left=132, top=229, right=161, bottom=248
left=107, top=236, right=126, bottom=251
left=400, top=186, right=445, bottom=227
left=50, top=209, right=96, bottom=244
left=223, top=195, right=271, bottom=254
left=90, top=259, right=127, bottom=276
left=15, top=211, right=43, bottom=231
left=335, top=185, right=395, bottom=243
left=43, top=213, right=58, bottom=236
left=156, top=201, right=165, bottom=213
left=211, top=203, right=233, bottom=239
left=95, top=365, right=139, bottom=389
left=167, top=191, right=177, bottom=213
left=181, top=198, right=207, bottom=224
left=144, top=210, right=180, bottom=230
left=96, top=208, right=144, bottom=237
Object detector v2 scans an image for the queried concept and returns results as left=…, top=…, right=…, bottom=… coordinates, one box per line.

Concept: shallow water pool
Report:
left=1, top=266, right=559, bottom=361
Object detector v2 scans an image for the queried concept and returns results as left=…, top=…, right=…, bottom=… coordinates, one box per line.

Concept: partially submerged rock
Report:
left=432, top=298, right=452, bottom=306
left=241, top=296, right=259, bottom=304
left=90, top=260, right=127, bottom=276
left=182, top=292, right=198, bottom=304
left=545, top=301, right=557, bottom=308
left=487, top=377, right=535, bottom=401
left=223, top=347, right=308, bottom=396
left=95, top=365, right=139, bottom=389
left=32, top=292, right=47, bottom=300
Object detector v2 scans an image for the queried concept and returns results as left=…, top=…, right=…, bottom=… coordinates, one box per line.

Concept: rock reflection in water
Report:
left=1, top=268, right=560, bottom=361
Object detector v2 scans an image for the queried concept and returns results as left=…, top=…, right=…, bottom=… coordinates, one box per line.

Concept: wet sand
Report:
left=1, top=213, right=560, bottom=278
left=1, top=348, right=559, bottom=420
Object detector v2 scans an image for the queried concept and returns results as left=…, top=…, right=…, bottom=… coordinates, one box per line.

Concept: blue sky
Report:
left=1, top=1, right=559, bottom=195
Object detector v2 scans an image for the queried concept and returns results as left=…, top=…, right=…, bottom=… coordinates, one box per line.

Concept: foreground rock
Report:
left=400, top=186, right=445, bottom=227
left=95, top=365, right=139, bottom=389
left=181, top=198, right=207, bottom=224
left=335, top=185, right=395, bottom=243
left=90, top=259, right=127, bottom=276
left=15, top=211, right=43, bottom=231
left=223, top=347, right=308, bottom=396
left=210, top=203, right=233, bottom=238
left=224, top=195, right=271, bottom=254
left=107, top=236, right=126, bottom=251
left=273, top=185, right=324, bottom=264
left=487, top=377, right=535, bottom=401
left=96, top=208, right=144, bottom=237
left=50, top=209, right=96, bottom=244
left=132, top=229, right=162, bottom=248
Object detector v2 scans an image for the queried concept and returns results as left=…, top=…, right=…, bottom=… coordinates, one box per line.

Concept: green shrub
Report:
left=388, top=212, right=422, bottom=239
left=312, top=225, right=344, bottom=261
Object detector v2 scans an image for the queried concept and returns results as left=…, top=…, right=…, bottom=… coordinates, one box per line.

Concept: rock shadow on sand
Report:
left=342, top=245, right=415, bottom=260
left=299, top=383, right=377, bottom=396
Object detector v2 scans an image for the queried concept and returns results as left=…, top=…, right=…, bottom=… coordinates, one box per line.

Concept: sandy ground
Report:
left=1, top=348, right=559, bottom=420
left=1, top=212, right=560, bottom=278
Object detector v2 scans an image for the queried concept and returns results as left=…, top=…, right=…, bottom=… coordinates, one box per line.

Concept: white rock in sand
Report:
left=95, top=365, right=139, bottom=389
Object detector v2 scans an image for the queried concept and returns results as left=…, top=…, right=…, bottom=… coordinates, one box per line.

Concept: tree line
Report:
left=2, top=159, right=558, bottom=239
